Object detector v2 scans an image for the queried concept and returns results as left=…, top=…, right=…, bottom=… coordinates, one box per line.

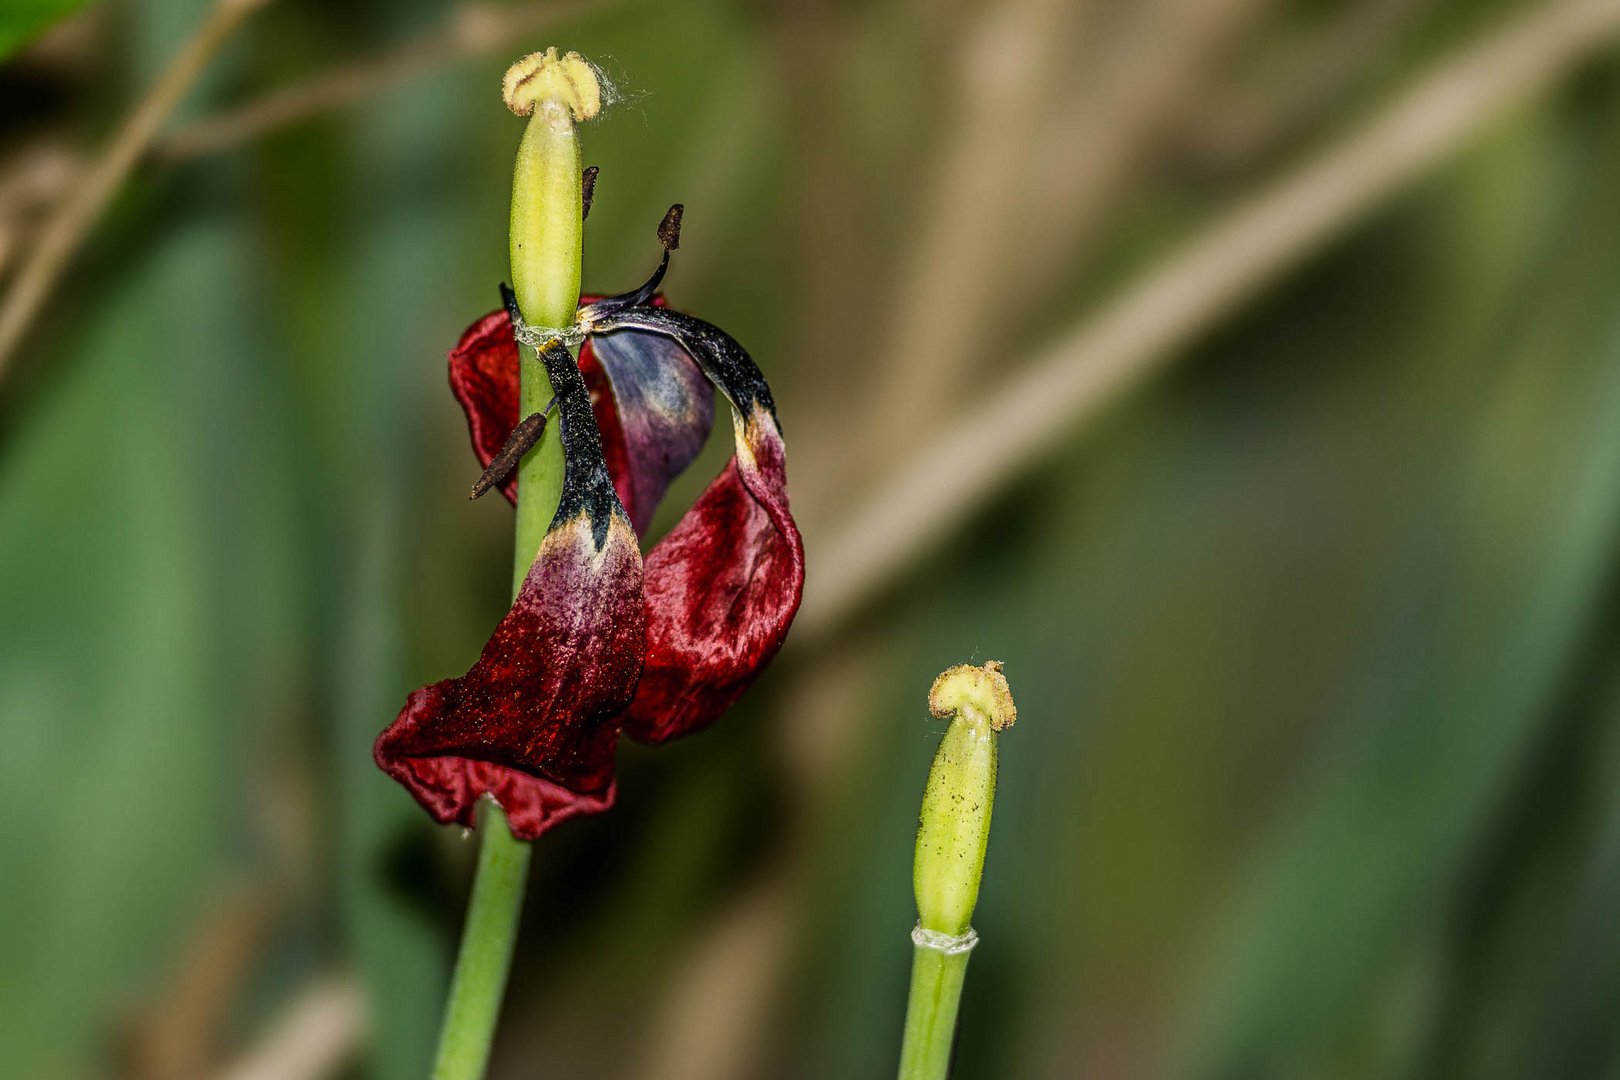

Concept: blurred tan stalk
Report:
left=150, top=0, right=611, bottom=165
left=849, top=0, right=1269, bottom=500
left=798, top=0, right=1620, bottom=647
left=0, top=0, right=271, bottom=384
left=210, top=976, right=364, bottom=1080
left=0, top=0, right=605, bottom=389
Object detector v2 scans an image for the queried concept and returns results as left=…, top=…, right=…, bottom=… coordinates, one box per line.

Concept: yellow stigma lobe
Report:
left=502, top=48, right=604, bottom=122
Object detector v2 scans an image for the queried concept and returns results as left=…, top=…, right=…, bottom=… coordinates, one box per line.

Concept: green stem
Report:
left=430, top=75, right=588, bottom=1079
left=430, top=802, right=533, bottom=1080
left=897, top=943, right=971, bottom=1080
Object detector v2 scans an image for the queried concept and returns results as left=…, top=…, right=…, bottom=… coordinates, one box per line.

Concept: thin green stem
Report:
left=431, top=802, right=533, bottom=1080
left=897, top=943, right=971, bottom=1080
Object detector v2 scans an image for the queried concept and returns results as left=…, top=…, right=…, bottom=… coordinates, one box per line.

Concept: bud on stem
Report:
left=899, top=661, right=1016, bottom=1080
left=914, top=661, right=1016, bottom=936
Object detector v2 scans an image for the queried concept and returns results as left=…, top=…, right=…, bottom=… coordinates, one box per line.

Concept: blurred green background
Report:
left=5, top=0, right=1620, bottom=1077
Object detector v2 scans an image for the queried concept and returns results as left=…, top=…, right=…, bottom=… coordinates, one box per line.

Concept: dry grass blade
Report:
left=1018, top=0, right=1271, bottom=288
left=627, top=873, right=796, bottom=1080
left=150, top=0, right=613, bottom=165
left=857, top=0, right=1081, bottom=454
left=798, top=0, right=1620, bottom=648
left=0, top=0, right=273, bottom=384
left=0, top=143, right=81, bottom=284
left=837, top=0, right=1268, bottom=511
left=210, top=975, right=365, bottom=1080
left=1181, top=0, right=1435, bottom=169
left=0, top=0, right=619, bottom=393
left=116, top=884, right=278, bottom=1080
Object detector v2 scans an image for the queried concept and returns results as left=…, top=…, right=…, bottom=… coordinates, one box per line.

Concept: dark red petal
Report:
left=581, top=305, right=804, bottom=744
left=378, top=696, right=616, bottom=837
left=379, top=338, right=646, bottom=839
left=624, top=409, right=804, bottom=742
left=447, top=309, right=523, bottom=505
left=584, top=326, right=714, bottom=534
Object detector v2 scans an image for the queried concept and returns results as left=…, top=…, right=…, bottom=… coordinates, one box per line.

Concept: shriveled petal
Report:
left=585, top=326, right=713, bottom=534
left=447, top=309, right=523, bottom=504
left=627, top=410, right=803, bottom=742
left=378, top=697, right=616, bottom=837
left=447, top=298, right=711, bottom=535
left=378, top=338, right=646, bottom=839
left=583, top=305, right=805, bottom=743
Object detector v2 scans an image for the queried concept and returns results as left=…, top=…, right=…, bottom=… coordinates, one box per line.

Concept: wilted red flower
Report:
left=374, top=219, right=804, bottom=840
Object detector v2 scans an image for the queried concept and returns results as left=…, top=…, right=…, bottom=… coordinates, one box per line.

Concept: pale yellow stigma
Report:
left=929, top=660, right=1016, bottom=731
left=502, top=48, right=604, bottom=121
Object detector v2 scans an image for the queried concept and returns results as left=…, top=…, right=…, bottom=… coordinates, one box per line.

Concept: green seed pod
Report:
left=913, top=661, right=1016, bottom=938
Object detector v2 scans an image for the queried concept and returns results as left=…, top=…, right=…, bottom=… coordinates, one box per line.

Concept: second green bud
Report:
left=914, top=661, right=1016, bottom=937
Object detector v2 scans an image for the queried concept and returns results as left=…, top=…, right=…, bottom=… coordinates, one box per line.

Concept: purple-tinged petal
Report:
left=584, top=324, right=713, bottom=534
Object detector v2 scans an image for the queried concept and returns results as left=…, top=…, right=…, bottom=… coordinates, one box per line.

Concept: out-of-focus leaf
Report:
left=1407, top=653, right=1620, bottom=1080
left=0, top=227, right=224, bottom=1078
left=0, top=158, right=305, bottom=1080
left=0, top=6, right=308, bottom=1075
left=1178, top=80, right=1620, bottom=1079
left=0, top=0, right=94, bottom=61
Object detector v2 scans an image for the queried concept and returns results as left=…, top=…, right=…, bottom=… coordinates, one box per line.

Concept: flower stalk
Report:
left=429, top=49, right=600, bottom=1080
left=431, top=799, right=530, bottom=1080
left=897, top=661, right=1016, bottom=1080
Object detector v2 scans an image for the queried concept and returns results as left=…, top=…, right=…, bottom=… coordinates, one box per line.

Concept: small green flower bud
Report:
left=913, top=661, right=1016, bottom=938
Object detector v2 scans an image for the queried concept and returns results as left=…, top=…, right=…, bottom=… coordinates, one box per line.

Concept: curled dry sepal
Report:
left=373, top=212, right=805, bottom=840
